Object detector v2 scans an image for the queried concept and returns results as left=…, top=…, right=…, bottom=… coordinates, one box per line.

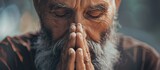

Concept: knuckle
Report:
left=84, top=58, right=90, bottom=64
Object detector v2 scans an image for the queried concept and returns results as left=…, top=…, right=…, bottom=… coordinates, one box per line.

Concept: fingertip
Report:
left=69, top=32, right=76, bottom=39
left=77, top=23, right=82, bottom=26
left=67, top=48, right=76, bottom=70
left=76, top=48, right=86, bottom=70
left=76, top=32, right=83, bottom=39
left=76, top=48, right=84, bottom=62
left=70, top=23, right=76, bottom=33
left=76, top=23, right=83, bottom=32
left=69, top=48, right=75, bottom=56
left=68, top=33, right=76, bottom=48
left=77, top=48, right=83, bottom=52
left=76, top=48, right=83, bottom=55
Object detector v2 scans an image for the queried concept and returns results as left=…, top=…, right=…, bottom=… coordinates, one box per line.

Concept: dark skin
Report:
left=34, top=0, right=121, bottom=70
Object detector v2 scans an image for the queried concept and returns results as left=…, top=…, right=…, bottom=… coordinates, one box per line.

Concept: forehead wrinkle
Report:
left=49, top=0, right=78, bottom=9
left=52, top=3, right=68, bottom=9
left=96, top=2, right=108, bottom=7
left=88, top=1, right=109, bottom=9
left=75, top=0, right=109, bottom=11
left=47, top=0, right=110, bottom=10
left=49, top=0, right=66, bottom=6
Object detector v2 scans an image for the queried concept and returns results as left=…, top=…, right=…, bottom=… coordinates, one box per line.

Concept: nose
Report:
left=74, top=13, right=87, bottom=37
left=72, top=12, right=84, bottom=24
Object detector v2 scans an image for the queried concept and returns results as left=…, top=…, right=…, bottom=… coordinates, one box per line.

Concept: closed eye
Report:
left=49, top=3, right=73, bottom=18
left=85, top=4, right=107, bottom=19
left=87, top=10, right=105, bottom=18
left=52, top=8, right=72, bottom=17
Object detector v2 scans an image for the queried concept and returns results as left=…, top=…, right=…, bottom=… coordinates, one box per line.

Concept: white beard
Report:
left=89, top=40, right=120, bottom=70
left=88, top=21, right=120, bottom=70
left=34, top=19, right=120, bottom=70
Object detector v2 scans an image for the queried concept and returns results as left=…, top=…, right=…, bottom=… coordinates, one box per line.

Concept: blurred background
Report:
left=0, top=0, right=159, bottom=52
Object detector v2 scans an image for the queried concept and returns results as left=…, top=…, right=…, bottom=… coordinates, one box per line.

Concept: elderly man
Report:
left=0, top=0, right=159, bottom=70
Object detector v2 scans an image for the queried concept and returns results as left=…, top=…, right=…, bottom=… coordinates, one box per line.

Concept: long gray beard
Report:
left=34, top=20, right=120, bottom=70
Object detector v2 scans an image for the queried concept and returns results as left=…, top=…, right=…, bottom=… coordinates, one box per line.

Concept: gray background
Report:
left=118, top=0, right=160, bottom=52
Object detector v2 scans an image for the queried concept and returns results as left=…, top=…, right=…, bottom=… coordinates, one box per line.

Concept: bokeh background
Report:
left=0, top=0, right=160, bottom=52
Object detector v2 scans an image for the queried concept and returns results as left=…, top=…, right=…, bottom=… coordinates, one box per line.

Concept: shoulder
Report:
left=118, top=34, right=159, bottom=58
left=0, top=32, right=38, bottom=52
left=0, top=33, right=38, bottom=70
left=118, top=34, right=160, bottom=70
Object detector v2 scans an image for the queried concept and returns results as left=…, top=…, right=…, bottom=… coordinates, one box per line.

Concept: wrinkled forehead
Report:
left=47, top=0, right=113, bottom=9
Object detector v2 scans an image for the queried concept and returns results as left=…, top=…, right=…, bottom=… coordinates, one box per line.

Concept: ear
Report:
left=115, top=0, right=121, bottom=11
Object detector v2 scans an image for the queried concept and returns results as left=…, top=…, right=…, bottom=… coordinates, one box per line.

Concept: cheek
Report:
left=84, top=15, right=114, bottom=43
left=42, top=13, right=69, bottom=40
left=84, top=21, right=110, bottom=43
left=85, top=6, right=115, bottom=43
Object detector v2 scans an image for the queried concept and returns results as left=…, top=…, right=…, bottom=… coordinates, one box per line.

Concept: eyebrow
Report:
left=49, top=3, right=68, bottom=9
left=88, top=4, right=108, bottom=11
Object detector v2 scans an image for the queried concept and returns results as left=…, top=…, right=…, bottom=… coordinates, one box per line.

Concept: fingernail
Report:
left=78, top=23, right=82, bottom=26
left=78, top=48, right=83, bottom=55
left=69, top=48, right=74, bottom=55
left=71, top=25, right=76, bottom=30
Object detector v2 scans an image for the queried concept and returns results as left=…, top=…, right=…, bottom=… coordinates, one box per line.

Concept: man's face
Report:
left=40, top=0, right=116, bottom=42
left=35, top=0, right=120, bottom=70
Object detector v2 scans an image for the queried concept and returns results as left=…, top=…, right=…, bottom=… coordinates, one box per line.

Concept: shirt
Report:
left=0, top=33, right=159, bottom=70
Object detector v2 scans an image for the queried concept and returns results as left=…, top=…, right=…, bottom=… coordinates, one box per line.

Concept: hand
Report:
left=57, top=23, right=94, bottom=70
left=75, top=23, right=94, bottom=70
